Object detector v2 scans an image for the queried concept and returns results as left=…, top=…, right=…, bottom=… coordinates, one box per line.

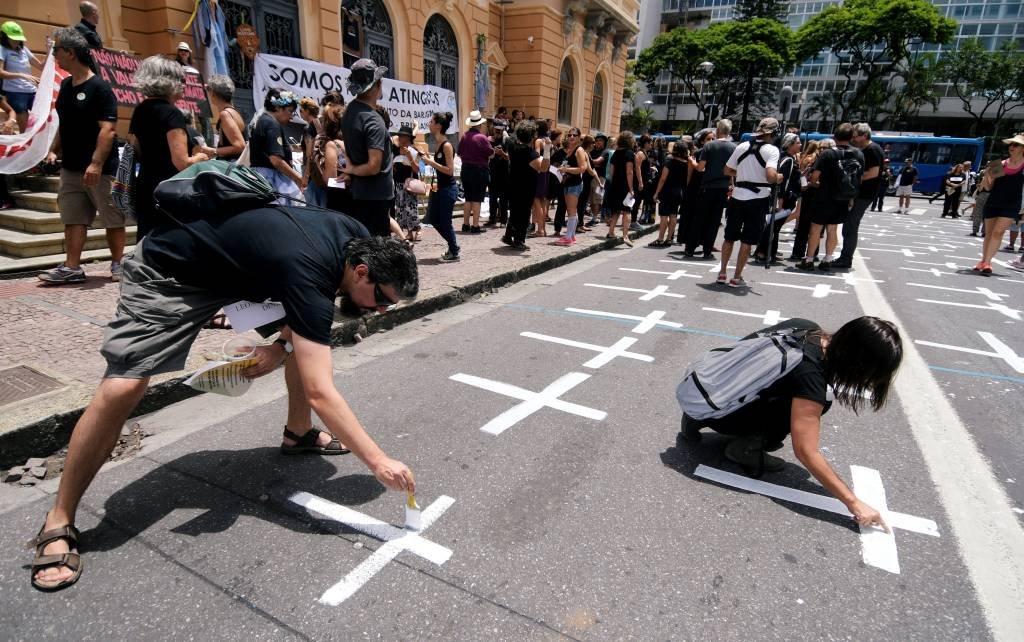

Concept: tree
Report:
left=805, top=92, right=845, bottom=131
left=733, top=0, right=789, bottom=23
left=882, top=52, right=941, bottom=129
left=634, top=28, right=716, bottom=125
left=621, top=60, right=643, bottom=110
left=620, top=106, right=657, bottom=133
left=938, top=39, right=1024, bottom=139
left=795, top=0, right=956, bottom=121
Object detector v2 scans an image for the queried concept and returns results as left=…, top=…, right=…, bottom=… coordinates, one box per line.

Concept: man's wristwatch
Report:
left=274, top=338, right=293, bottom=357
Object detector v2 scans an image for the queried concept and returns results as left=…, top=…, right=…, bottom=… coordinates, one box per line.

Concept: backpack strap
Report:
left=734, top=141, right=773, bottom=193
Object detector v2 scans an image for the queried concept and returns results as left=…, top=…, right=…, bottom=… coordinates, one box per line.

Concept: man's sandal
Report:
left=27, top=524, right=82, bottom=592
left=280, top=427, right=350, bottom=456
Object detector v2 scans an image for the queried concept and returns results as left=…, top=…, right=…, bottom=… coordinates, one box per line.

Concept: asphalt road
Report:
left=1, top=198, right=1021, bottom=640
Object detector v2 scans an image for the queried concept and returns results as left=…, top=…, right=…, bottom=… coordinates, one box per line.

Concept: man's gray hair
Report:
left=716, top=119, right=732, bottom=136
left=207, top=74, right=235, bottom=102
left=853, top=122, right=872, bottom=139
left=80, top=1, right=99, bottom=18
left=134, top=55, right=185, bottom=98
left=52, top=27, right=91, bottom=64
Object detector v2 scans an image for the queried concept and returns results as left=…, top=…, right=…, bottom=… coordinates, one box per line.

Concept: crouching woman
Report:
left=681, top=316, right=902, bottom=532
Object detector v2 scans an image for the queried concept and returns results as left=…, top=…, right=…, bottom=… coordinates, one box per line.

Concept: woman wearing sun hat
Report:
left=977, top=133, right=1024, bottom=274
left=458, top=109, right=493, bottom=233
left=0, top=21, right=44, bottom=133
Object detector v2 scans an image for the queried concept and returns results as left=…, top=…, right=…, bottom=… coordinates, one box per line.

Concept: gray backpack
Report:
left=676, top=328, right=807, bottom=420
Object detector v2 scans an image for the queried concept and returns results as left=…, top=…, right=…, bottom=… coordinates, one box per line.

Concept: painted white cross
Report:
left=450, top=371, right=606, bottom=435
left=565, top=308, right=683, bottom=334
left=761, top=281, right=849, bottom=298
left=774, top=269, right=882, bottom=286
left=520, top=331, right=654, bottom=369
left=289, top=492, right=456, bottom=606
left=916, top=298, right=1022, bottom=321
left=702, top=306, right=787, bottom=325
left=619, top=267, right=700, bottom=280
left=906, top=260, right=962, bottom=270
left=584, top=283, right=686, bottom=301
left=915, top=331, right=1024, bottom=374
left=871, top=242, right=940, bottom=253
left=858, top=247, right=919, bottom=257
left=907, top=282, right=1008, bottom=302
left=901, top=267, right=952, bottom=277
left=694, top=464, right=939, bottom=574
left=661, top=259, right=737, bottom=272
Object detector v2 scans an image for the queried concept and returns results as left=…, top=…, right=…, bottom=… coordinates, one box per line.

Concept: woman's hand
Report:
left=848, top=498, right=890, bottom=533
left=22, top=73, right=40, bottom=86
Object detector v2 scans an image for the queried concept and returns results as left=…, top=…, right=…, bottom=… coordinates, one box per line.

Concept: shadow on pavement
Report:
left=84, top=447, right=386, bottom=552
left=660, top=431, right=857, bottom=532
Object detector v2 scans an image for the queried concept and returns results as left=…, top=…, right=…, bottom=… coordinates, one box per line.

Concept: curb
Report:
left=0, top=224, right=658, bottom=469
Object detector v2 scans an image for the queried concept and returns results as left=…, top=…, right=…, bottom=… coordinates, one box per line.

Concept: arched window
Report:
left=423, top=15, right=458, bottom=98
left=590, top=74, right=604, bottom=130
left=557, top=59, right=574, bottom=124
left=342, top=0, right=394, bottom=77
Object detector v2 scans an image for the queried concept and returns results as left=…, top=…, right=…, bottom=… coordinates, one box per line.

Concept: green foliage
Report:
left=938, top=39, right=1024, bottom=136
left=622, top=60, right=643, bottom=108
left=795, top=0, right=955, bottom=120
left=621, top=107, right=657, bottom=133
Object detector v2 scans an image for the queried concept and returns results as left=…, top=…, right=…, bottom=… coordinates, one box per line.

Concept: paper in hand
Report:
left=184, top=358, right=259, bottom=396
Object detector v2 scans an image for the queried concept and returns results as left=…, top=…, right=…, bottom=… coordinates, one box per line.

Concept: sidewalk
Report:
left=0, top=218, right=656, bottom=468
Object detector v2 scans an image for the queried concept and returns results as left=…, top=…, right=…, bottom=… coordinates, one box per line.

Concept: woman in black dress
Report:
left=605, top=131, right=637, bottom=246
left=651, top=143, right=689, bottom=247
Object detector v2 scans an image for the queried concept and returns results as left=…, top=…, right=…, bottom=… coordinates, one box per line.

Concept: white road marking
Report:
left=565, top=308, right=682, bottom=334
left=774, top=269, right=883, bottom=285
left=702, top=307, right=787, bottom=325
left=859, top=247, right=919, bottom=257
left=584, top=283, right=686, bottom=301
left=901, top=267, right=950, bottom=277
left=761, top=282, right=848, bottom=298
left=910, top=208, right=927, bottom=215
left=848, top=252, right=1024, bottom=637
left=906, top=283, right=1008, bottom=301
left=915, top=298, right=1022, bottom=320
left=289, top=492, right=456, bottom=606
left=619, top=267, right=700, bottom=280
left=907, top=260, right=962, bottom=270
left=869, top=242, right=939, bottom=253
left=520, top=332, right=654, bottom=368
left=450, top=372, right=606, bottom=435
left=694, top=465, right=938, bottom=575
left=915, top=332, right=1024, bottom=374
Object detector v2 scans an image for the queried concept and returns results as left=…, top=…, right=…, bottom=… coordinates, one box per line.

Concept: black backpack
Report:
left=833, top=148, right=864, bottom=201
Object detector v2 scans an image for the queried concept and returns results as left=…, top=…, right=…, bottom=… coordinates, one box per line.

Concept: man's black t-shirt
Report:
left=143, top=207, right=368, bottom=344
left=813, top=145, right=865, bottom=199
left=858, top=141, right=884, bottom=199
left=339, top=100, right=394, bottom=201
left=250, top=113, right=291, bottom=169
left=75, top=20, right=103, bottom=49
left=898, top=165, right=918, bottom=186
left=508, top=144, right=539, bottom=201
left=55, top=75, right=118, bottom=174
left=699, top=139, right=737, bottom=189
left=743, top=318, right=830, bottom=409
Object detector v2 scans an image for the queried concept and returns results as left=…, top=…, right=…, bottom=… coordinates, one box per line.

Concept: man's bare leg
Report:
left=280, top=357, right=334, bottom=448
left=64, top=224, right=88, bottom=269
left=105, top=227, right=125, bottom=264
left=733, top=242, right=751, bottom=279
left=718, top=239, right=735, bottom=277
left=36, top=376, right=149, bottom=584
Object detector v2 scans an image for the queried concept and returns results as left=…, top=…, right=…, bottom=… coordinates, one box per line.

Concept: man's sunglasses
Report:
left=373, top=283, right=397, bottom=309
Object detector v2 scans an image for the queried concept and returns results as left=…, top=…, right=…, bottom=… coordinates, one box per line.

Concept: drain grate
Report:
left=0, top=366, right=64, bottom=406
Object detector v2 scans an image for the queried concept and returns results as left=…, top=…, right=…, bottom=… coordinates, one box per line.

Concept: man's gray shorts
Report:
left=101, top=238, right=235, bottom=379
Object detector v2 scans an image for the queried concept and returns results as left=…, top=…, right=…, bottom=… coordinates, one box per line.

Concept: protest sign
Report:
left=0, top=52, right=66, bottom=175
left=253, top=53, right=458, bottom=135
left=92, top=49, right=211, bottom=118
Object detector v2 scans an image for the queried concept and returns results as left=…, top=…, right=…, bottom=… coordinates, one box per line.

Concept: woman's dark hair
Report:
left=515, top=120, right=537, bottom=145
left=671, top=142, right=688, bottom=160
left=321, top=90, right=344, bottom=107
left=535, top=119, right=549, bottom=138
left=374, top=104, right=392, bottom=128
left=432, top=111, right=453, bottom=131
left=345, top=236, right=420, bottom=300
left=616, top=130, right=635, bottom=149
left=824, top=316, right=902, bottom=413
left=322, top=103, right=344, bottom=140
left=638, top=133, right=653, bottom=149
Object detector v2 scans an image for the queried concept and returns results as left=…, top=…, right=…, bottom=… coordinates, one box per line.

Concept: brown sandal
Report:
left=281, top=427, right=350, bottom=456
left=27, top=523, right=83, bottom=592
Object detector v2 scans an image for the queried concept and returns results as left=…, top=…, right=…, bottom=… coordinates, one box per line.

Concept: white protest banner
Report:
left=0, top=52, right=68, bottom=175
left=252, top=53, right=459, bottom=135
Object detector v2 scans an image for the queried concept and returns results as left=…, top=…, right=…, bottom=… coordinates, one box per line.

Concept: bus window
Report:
left=918, top=143, right=953, bottom=165
left=882, top=141, right=915, bottom=162
left=950, top=144, right=978, bottom=166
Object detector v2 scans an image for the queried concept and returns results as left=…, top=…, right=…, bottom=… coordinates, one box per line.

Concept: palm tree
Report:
left=805, top=92, right=845, bottom=132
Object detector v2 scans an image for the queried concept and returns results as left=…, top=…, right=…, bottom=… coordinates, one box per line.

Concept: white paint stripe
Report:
left=848, top=252, right=1024, bottom=637
left=907, top=282, right=1007, bottom=300
left=702, top=306, right=788, bottom=325
left=761, top=282, right=847, bottom=298
left=774, top=270, right=883, bottom=284
left=978, top=332, right=1024, bottom=374
left=851, top=466, right=900, bottom=574
left=520, top=332, right=653, bottom=368
left=910, top=208, right=927, bottom=215
left=916, top=298, right=1022, bottom=320
left=901, top=267, right=950, bottom=277
left=907, top=260, right=962, bottom=269
left=564, top=308, right=682, bottom=334
left=584, top=283, right=686, bottom=300
left=619, top=267, right=699, bottom=280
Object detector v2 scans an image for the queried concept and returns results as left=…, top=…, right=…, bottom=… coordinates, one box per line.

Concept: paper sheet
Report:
left=328, top=177, right=346, bottom=189
left=548, top=165, right=562, bottom=181
left=222, top=300, right=286, bottom=333
left=184, top=358, right=259, bottom=396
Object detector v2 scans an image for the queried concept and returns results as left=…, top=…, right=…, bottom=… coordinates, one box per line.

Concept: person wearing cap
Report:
left=340, top=58, right=394, bottom=237
left=174, top=41, right=199, bottom=73
left=391, top=124, right=422, bottom=241
left=716, top=117, right=782, bottom=288
left=74, top=1, right=104, bottom=49
left=0, top=21, right=44, bottom=133
left=458, top=110, right=494, bottom=233
left=978, top=133, right=1024, bottom=274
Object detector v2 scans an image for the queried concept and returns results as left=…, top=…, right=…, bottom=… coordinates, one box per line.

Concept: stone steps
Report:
left=0, top=225, right=137, bottom=258
left=10, top=189, right=60, bottom=213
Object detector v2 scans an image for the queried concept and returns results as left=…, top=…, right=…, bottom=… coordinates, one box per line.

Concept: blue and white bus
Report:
left=799, top=133, right=985, bottom=194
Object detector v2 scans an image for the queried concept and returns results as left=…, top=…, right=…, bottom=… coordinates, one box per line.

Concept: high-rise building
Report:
left=634, top=0, right=1024, bottom=132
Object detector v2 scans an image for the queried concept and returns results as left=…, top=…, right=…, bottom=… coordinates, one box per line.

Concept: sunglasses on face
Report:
left=373, top=283, right=397, bottom=309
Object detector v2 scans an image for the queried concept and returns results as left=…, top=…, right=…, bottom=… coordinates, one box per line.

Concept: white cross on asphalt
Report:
left=901, top=267, right=952, bottom=277
left=661, top=259, right=736, bottom=272
left=520, top=332, right=654, bottom=369
left=289, top=492, right=456, bottom=606
left=906, top=282, right=1008, bottom=301
left=915, top=331, right=1024, bottom=374
left=761, top=282, right=849, bottom=298
left=619, top=267, right=700, bottom=280
left=565, top=308, right=683, bottom=334
left=694, top=464, right=939, bottom=574
left=871, top=242, right=940, bottom=253
left=858, top=247, right=920, bottom=257
left=702, top=307, right=788, bottom=325
left=774, top=269, right=883, bottom=286
left=584, top=283, right=686, bottom=301
left=916, top=298, right=1022, bottom=321
left=450, top=371, right=606, bottom=435
left=906, top=260, right=961, bottom=270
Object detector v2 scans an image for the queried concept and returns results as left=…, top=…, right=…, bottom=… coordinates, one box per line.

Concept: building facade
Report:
left=5, top=0, right=639, bottom=133
left=634, top=0, right=1024, bottom=133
